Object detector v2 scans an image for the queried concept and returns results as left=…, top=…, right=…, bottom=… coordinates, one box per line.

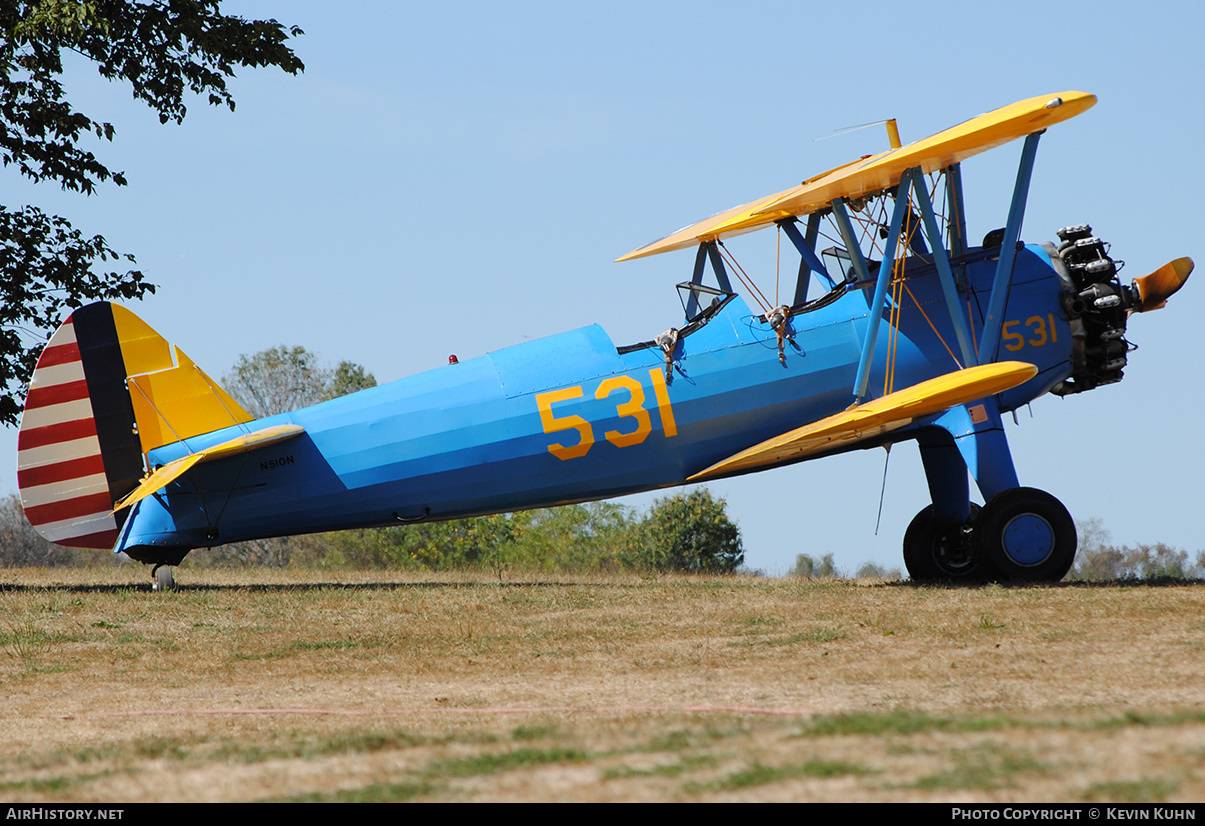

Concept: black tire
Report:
left=903, top=504, right=983, bottom=583
left=975, top=487, right=1076, bottom=583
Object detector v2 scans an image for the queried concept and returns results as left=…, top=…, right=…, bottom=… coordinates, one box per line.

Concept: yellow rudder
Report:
left=110, top=305, right=253, bottom=454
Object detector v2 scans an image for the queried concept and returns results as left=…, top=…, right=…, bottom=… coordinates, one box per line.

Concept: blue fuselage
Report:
left=119, top=244, right=1073, bottom=553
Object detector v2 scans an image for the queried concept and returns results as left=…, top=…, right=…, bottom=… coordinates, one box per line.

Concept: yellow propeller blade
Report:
left=689, top=361, right=1038, bottom=482
left=1134, top=257, right=1193, bottom=312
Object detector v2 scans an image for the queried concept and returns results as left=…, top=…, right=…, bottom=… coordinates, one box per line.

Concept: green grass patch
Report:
left=132, top=736, right=190, bottom=760
left=731, top=627, right=847, bottom=647
left=798, top=709, right=1018, bottom=738
left=647, top=730, right=695, bottom=752
left=685, top=759, right=873, bottom=792
left=1088, top=710, right=1205, bottom=731
left=511, top=722, right=559, bottom=741
left=275, top=780, right=438, bottom=802
left=977, top=612, right=1004, bottom=629
left=797, top=707, right=1205, bottom=740
left=1083, top=777, right=1179, bottom=802
left=426, top=747, right=587, bottom=778
left=211, top=729, right=430, bottom=763
left=603, top=753, right=718, bottom=779
left=733, top=615, right=782, bottom=634
left=291, top=639, right=361, bottom=651
left=644, top=723, right=748, bottom=752
left=910, top=744, right=1047, bottom=792
left=0, top=772, right=111, bottom=794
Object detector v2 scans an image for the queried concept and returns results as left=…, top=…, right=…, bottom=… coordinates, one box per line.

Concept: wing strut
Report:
left=777, top=213, right=828, bottom=305
left=851, top=165, right=986, bottom=404
left=979, top=131, right=1042, bottom=360
left=685, top=240, right=735, bottom=318
left=908, top=167, right=978, bottom=369
left=945, top=162, right=968, bottom=259
left=830, top=199, right=874, bottom=286
left=667, top=118, right=1052, bottom=407
left=852, top=174, right=912, bottom=403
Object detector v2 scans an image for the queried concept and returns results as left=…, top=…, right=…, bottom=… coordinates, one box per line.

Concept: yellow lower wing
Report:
left=112, top=424, right=306, bottom=513
left=689, top=362, right=1038, bottom=482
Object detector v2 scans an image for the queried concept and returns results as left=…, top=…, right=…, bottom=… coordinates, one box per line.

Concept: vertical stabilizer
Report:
left=16, top=303, right=253, bottom=549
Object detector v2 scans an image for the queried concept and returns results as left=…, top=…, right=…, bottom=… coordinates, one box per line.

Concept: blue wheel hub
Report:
left=1000, top=513, right=1054, bottom=566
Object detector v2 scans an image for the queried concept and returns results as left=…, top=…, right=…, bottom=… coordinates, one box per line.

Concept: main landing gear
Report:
left=903, top=504, right=982, bottom=581
left=903, top=487, right=1077, bottom=584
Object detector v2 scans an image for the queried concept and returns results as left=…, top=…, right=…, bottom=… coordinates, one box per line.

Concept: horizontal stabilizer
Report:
left=112, top=424, right=305, bottom=513
left=689, top=361, right=1038, bottom=481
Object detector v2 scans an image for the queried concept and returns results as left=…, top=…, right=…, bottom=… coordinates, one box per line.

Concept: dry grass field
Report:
left=0, top=566, right=1203, bottom=802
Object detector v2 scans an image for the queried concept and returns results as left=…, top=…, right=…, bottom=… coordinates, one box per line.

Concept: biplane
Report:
left=16, top=91, right=1192, bottom=588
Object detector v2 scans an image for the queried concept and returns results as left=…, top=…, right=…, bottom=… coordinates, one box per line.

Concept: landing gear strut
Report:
left=904, top=489, right=1077, bottom=584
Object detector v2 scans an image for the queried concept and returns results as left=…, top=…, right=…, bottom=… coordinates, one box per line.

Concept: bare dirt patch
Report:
left=1, top=568, right=1203, bottom=802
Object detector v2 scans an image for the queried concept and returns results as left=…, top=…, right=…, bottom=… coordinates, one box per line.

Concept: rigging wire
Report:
left=775, top=225, right=781, bottom=306
left=194, top=365, right=253, bottom=436
left=127, top=381, right=190, bottom=458
left=902, top=283, right=963, bottom=369
left=717, top=241, right=774, bottom=313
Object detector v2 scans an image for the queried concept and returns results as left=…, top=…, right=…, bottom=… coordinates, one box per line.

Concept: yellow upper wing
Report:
left=618, top=92, right=1096, bottom=262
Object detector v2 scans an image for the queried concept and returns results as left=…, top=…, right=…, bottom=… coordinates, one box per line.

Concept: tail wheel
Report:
left=975, top=487, right=1076, bottom=583
left=152, top=565, right=177, bottom=592
left=903, top=504, right=983, bottom=583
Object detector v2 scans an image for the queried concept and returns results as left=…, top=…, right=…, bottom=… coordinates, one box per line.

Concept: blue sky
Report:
left=4, top=0, right=1203, bottom=574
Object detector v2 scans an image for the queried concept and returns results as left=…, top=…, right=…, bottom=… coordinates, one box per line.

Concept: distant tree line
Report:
left=785, top=519, right=1205, bottom=583
left=1066, top=519, right=1205, bottom=582
left=791, top=553, right=903, bottom=581
left=0, top=492, right=79, bottom=567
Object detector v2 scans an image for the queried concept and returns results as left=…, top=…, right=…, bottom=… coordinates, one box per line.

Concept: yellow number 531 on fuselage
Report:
left=536, top=368, right=677, bottom=460
left=1002, top=314, right=1060, bottom=352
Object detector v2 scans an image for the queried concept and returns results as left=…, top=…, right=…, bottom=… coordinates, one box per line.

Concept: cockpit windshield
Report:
left=677, top=281, right=733, bottom=324
left=616, top=282, right=736, bottom=355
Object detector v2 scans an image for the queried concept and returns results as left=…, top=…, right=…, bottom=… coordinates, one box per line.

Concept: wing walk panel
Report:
left=688, top=361, right=1038, bottom=481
